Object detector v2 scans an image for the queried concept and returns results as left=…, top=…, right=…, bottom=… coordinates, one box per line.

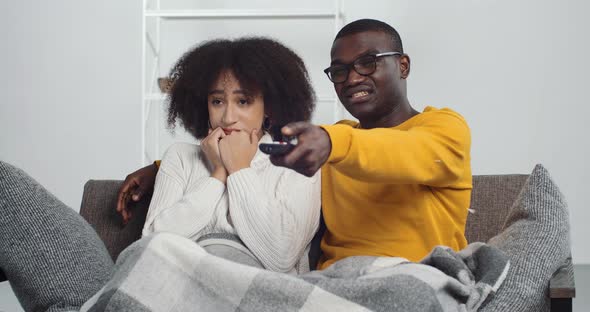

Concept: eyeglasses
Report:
left=323, top=52, right=402, bottom=83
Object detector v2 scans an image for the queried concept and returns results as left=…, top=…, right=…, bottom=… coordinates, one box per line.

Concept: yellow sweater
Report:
left=318, top=106, right=472, bottom=270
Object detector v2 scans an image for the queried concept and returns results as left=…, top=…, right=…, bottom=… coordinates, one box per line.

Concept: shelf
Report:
left=145, top=93, right=167, bottom=101
left=144, top=9, right=338, bottom=19
left=145, top=93, right=336, bottom=103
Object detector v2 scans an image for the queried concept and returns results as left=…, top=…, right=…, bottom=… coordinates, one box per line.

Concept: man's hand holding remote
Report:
left=269, top=122, right=332, bottom=177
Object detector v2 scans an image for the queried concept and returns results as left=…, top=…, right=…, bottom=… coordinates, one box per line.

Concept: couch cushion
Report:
left=80, top=180, right=150, bottom=261
left=466, top=174, right=529, bottom=243
left=480, top=164, right=570, bottom=311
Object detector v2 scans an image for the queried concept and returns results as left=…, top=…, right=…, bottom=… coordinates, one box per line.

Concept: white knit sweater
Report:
left=142, top=134, right=321, bottom=273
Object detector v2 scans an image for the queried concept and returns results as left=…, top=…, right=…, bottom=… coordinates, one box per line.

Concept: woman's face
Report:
left=207, top=70, right=265, bottom=138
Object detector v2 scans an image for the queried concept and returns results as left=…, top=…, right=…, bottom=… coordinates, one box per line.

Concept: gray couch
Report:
left=0, top=172, right=576, bottom=311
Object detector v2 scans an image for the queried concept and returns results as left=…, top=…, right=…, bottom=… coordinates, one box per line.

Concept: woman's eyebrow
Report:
left=208, top=89, right=250, bottom=95
left=208, top=90, right=225, bottom=95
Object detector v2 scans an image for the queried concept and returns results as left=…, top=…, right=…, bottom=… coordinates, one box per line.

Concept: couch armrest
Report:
left=550, top=257, right=575, bottom=312
left=550, top=257, right=576, bottom=299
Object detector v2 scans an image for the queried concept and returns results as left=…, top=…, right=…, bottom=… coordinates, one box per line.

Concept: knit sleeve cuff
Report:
left=187, top=176, right=225, bottom=194
left=226, top=167, right=259, bottom=201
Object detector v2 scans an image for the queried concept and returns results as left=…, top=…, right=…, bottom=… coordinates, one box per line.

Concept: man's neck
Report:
left=359, top=100, right=418, bottom=129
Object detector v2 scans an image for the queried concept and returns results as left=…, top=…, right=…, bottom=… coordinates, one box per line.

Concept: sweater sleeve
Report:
left=142, top=143, right=225, bottom=238
left=320, top=110, right=471, bottom=187
left=226, top=167, right=321, bottom=273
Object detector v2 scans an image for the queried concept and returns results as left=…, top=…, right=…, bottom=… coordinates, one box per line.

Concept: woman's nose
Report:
left=221, top=104, right=238, bottom=124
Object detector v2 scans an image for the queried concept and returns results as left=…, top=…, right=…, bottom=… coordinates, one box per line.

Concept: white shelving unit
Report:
left=141, top=1, right=345, bottom=165
left=144, top=9, right=338, bottom=18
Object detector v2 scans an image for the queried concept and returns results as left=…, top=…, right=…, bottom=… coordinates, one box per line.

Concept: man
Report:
left=118, top=19, right=472, bottom=270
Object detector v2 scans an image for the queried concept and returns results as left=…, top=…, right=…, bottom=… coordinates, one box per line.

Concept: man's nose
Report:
left=344, top=68, right=365, bottom=86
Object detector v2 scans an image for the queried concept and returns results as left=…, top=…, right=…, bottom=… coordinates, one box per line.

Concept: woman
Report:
left=0, top=37, right=319, bottom=312
left=142, top=37, right=321, bottom=273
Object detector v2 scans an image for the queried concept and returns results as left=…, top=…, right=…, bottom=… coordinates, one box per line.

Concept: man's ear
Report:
left=400, top=54, right=411, bottom=79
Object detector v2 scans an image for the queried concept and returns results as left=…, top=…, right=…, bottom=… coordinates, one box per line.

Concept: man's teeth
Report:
left=352, top=91, right=369, bottom=98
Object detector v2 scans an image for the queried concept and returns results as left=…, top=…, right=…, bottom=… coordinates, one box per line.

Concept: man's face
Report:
left=329, top=31, right=408, bottom=121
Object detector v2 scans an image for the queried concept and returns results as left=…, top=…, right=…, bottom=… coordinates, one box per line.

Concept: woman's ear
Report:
left=262, top=114, right=272, bottom=132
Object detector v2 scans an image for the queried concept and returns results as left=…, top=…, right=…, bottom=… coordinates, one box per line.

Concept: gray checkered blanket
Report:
left=81, top=233, right=509, bottom=312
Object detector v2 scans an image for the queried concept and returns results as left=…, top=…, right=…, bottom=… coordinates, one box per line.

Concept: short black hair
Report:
left=167, top=37, right=315, bottom=139
left=335, top=19, right=404, bottom=53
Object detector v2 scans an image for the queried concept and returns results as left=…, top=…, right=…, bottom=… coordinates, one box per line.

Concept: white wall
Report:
left=0, top=1, right=588, bottom=303
left=0, top=0, right=142, bottom=211
left=0, top=1, right=141, bottom=310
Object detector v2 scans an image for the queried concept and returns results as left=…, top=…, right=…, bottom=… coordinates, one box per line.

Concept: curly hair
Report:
left=166, top=37, right=316, bottom=139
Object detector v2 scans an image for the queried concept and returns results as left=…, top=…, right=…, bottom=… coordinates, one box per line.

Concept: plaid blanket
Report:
left=81, top=233, right=509, bottom=312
